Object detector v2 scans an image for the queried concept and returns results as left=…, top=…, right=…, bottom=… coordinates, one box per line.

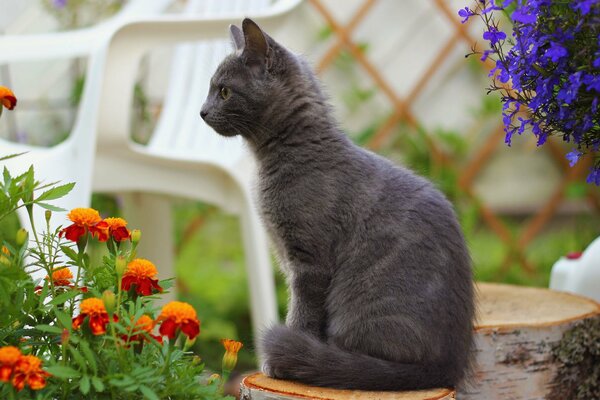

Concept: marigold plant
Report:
left=0, top=145, right=239, bottom=398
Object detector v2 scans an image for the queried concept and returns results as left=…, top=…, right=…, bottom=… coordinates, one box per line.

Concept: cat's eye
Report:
left=220, top=87, right=231, bottom=100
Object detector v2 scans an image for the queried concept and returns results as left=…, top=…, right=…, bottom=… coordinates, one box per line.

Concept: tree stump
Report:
left=240, top=372, right=455, bottom=400
left=240, top=283, right=600, bottom=400
left=460, top=283, right=600, bottom=400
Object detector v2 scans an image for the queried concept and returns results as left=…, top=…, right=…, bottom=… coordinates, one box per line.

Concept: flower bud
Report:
left=16, top=228, right=28, bottom=246
left=184, top=336, right=197, bottom=351
left=61, top=328, right=70, bottom=346
left=192, top=355, right=202, bottom=365
left=131, top=229, right=141, bottom=244
left=207, top=373, right=221, bottom=384
left=102, top=290, right=116, bottom=315
left=221, top=339, right=243, bottom=373
left=45, top=210, right=52, bottom=224
left=115, top=255, right=127, bottom=276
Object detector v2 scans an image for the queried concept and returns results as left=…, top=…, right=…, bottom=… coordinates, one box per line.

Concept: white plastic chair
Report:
left=94, top=0, right=304, bottom=341
left=0, top=0, right=172, bottom=279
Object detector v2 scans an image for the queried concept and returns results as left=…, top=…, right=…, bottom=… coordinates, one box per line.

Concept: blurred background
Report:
left=1, top=0, right=599, bottom=373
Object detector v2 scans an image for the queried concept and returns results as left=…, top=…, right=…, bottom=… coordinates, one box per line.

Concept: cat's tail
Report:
left=260, top=325, right=455, bottom=391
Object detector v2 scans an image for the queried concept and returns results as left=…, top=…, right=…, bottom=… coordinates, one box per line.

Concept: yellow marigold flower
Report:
left=0, top=86, right=17, bottom=110
left=12, top=354, right=50, bottom=391
left=72, top=298, right=116, bottom=335
left=122, top=258, right=162, bottom=296
left=1, top=246, right=9, bottom=255
left=60, top=208, right=109, bottom=242
left=221, top=339, right=243, bottom=372
left=104, top=217, right=131, bottom=242
left=0, top=346, right=21, bottom=382
left=157, top=301, right=200, bottom=340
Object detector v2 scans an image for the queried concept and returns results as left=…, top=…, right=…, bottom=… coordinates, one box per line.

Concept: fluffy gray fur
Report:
left=200, top=18, right=475, bottom=391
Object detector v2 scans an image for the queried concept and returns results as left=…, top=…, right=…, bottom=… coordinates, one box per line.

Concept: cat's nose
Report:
left=200, top=109, right=208, bottom=120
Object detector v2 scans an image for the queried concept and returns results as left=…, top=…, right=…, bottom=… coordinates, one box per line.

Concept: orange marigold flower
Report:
left=72, top=298, right=116, bottom=335
left=59, top=208, right=109, bottom=243
left=157, top=301, right=200, bottom=340
left=221, top=339, right=243, bottom=372
left=121, top=258, right=163, bottom=296
left=50, top=267, right=73, bottom=286
left=0, top=346, right=21, bottom=382
left=11, top=355, right=50, bottom=391
left=35, top=267, right=87, bottom=294
left=0, top=86, right=17, bottom=110
left=104, top=217, right=131, bottom=242
left=123, top=315, right=162, bottom=344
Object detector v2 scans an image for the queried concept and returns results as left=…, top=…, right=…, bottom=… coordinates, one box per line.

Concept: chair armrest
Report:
left=0, top=29, right=101, bottom=63
left=97, top=0, right=304, bottom=148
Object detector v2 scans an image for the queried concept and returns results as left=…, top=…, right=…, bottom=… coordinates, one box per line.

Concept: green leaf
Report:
left=60, top=245, right=79, bottom=263
left=69, top=347, right=87, bottom=371
left=80, top=375, right=90, bottom=395
left=48, top=289, right=79, bottom=306
left=139, top=385, right=160, bottom=400
left=36, top=202, right=66, bottom=212
left=79, top=340, right=97, bottom=374
left=45, top=365, right=80, bottom=379
left=36, top=182, right=75, bottom=202
left=91, top=376, right=105, bottom=392
left=53, top=308, right=73, bottom=329
left=0, top=152, right=27, bottom=162
left=35, top=324, right=63, bottom=334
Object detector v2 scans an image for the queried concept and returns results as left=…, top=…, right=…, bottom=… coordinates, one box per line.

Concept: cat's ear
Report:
left=229, top=24, right=244, bottom=52
left=241, top=18, right=272, bottom=73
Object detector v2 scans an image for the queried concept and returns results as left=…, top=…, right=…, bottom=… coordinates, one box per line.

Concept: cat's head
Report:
left=200, top=19, right=311, bottom=142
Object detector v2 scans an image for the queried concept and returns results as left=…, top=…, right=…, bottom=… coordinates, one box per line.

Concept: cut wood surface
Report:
left=241, top=372, right=456, bottom=400
left=475, top=282, right=599, bottom=330
left=461, top=282, right=600, bottom=400
left=240, top=283, right=600, bottom=400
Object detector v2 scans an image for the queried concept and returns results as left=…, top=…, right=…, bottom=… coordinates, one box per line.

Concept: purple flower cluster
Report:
left=460, top=0, right=600, bottom=184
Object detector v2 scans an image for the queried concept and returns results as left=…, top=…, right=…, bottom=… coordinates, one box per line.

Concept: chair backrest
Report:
left=147, top=0, right=272, bottom=167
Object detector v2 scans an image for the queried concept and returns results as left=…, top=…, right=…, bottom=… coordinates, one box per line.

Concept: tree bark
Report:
left=240, top=283, right=600, bottom=400
left=459, top=283, right=600, bottom=400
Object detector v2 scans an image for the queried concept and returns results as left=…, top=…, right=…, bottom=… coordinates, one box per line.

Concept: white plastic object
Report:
left=549, top=237, right=600, bottom=302
left=94, top=0, right=305, bottom=344
left=0, top=0, right=172, bottom=278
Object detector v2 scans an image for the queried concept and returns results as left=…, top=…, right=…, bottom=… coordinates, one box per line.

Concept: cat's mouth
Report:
left=201, top=114, right=239, bottom=138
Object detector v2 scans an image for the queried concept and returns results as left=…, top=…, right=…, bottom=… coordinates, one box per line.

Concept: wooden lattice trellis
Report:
left=308, top=0, right=600, bottom=275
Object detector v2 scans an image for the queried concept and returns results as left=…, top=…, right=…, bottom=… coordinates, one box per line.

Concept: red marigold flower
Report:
left=123, top=315, right=162, bottom=344
left=121, top=258, right=163, bottom=296
left=0, top=86, right=17, bottom=110
left=11, top=355, right=50, bottom=391
left=104, top=217, right=131, bottom=242
left=221, top=339, right=243, bottom=372
left=156, top=301, right=200, bottom=340
left=72, top=298, right=116, bottom=335
left=59, top=208, right=109, bottom=243
left=0, top=346, right=21, bottom=382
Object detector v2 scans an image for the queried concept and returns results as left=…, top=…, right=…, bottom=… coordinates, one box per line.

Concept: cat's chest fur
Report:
left=254, top=147, right=348, bottom=273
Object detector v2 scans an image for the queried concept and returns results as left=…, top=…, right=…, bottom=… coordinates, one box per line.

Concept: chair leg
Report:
left=239, top=201, right=279, bottom=360
left=120, top=192, right=176, bottom=305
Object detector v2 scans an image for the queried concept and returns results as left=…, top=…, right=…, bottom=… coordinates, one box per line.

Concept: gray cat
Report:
left=200, top=18, right=475, bottom=391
